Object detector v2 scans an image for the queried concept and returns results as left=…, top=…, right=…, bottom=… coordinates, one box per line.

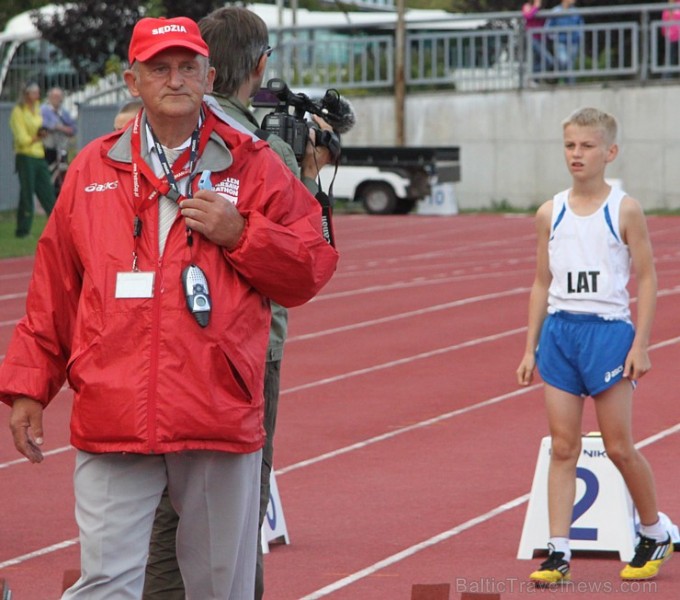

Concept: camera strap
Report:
left=255, top=125, right=335, bottom=246
left=315, top=189, right=335, bottom=248
left=312, top=146, right=339, bottom=249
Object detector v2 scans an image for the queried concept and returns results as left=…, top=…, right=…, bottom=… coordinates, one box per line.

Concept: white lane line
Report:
left=0, top=334, right=678, bottom=571
left=0, top=328, right=527, bottom=472
left=282, top=327, right=528, bottom=395
left=0, top=269, right=33, bottom=281
left=0, top=445, right=73, bottom=470
left=316, top=261, right=534, bottom=294
left=300, top=422, right=680, bottom=599
left=2, top=335, right=678, bottom=474
left=277, top=384, right=542, bottom=476
left=0, top=292, right=26, bottom=302
left=299, top=494, right=533, bottom=600
left=289, top=288, right=529, bottom=342
left=0, top=538, right=79, bottom=570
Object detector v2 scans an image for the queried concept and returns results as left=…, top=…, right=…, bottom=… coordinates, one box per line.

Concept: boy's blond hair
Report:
left=562, top=107, right=618, bottom=146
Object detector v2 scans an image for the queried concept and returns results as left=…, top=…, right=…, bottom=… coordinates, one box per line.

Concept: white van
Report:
left=318, top=164, right=414, bottom=214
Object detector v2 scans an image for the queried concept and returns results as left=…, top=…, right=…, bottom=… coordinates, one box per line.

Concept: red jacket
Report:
left=0, top=109, right=338, bottom=455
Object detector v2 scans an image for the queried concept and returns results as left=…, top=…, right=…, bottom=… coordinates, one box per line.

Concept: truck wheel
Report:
left=359, top=182, right=398, bottom=215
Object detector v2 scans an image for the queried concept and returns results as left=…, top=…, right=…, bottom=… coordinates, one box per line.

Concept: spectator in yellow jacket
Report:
left=8, top=81, right=56, bottom=237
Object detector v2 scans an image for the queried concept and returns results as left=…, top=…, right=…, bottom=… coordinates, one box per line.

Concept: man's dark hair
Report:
left=199, top=7, right=269, bottom=96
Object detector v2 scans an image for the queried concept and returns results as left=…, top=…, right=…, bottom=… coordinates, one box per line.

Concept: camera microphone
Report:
left=319, top=90, right=356, bottom=134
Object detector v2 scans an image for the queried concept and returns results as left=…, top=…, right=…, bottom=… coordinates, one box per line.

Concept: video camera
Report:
left=252, top=78, right=355, bottom=163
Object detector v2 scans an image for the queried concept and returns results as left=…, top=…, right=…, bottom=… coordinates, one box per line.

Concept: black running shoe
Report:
left=620, top=534, right=672, bottom=580
left=529, top=545, right=571, bottom=584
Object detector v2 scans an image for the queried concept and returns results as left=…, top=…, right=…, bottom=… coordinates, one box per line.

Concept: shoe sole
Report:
left=529, top=573, right=571, bottom=585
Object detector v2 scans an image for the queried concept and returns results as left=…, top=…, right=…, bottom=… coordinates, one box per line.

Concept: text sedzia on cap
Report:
left=128, top=16, right=209, bottom=64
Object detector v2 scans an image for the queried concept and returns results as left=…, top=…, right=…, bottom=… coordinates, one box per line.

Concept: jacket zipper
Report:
left=147, top=256, right=164, bottom=453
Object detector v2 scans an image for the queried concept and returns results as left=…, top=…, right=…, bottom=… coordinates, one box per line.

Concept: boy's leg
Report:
left=62, top=451, right=168, bottom=599
left=594, top=380, right=659, bottom=524
left=545, top=384, right=585, bottom=539
left=594, top=381, right=673, bottom=579
left=529, top=384, right=584, bottom=583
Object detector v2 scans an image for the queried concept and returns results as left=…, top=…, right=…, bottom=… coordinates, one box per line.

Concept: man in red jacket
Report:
left=0, top=15, right=338, bottom=600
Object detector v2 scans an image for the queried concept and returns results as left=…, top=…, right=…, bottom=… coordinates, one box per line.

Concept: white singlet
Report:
left=547, top=187, right=632, bottom=321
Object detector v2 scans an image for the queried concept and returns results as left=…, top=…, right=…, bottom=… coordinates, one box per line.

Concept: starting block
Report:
left=518, top=434, right=637, bottom=561
left=260, top=470, right=290, bottom=554
left=411, top=583, right=450, bottom=599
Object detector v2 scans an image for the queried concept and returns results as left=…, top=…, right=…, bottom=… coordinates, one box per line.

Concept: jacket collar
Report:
left=107, top=107, right=233, bottom=173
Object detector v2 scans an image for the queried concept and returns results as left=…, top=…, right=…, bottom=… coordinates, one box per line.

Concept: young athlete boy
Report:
left=516, top=107, right=672, bottom=583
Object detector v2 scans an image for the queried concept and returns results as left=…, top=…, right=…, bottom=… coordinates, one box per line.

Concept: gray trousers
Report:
left=63, top=449, right=261, bottom=600
left=143, top=360, right=281, bottom=600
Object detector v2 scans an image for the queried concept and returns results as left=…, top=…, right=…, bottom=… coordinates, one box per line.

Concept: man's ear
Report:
left=123, top=70, right=141, bottom=98
left=206, top=66, right=216, bottom=94
left=255, top=54, right=268, bottom=78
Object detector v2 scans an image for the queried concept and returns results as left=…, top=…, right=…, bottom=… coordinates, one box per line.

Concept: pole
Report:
left=395, top=0, right=406, bottom=146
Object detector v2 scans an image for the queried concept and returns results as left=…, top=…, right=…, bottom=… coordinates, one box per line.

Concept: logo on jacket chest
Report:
left=85, top=181, right=119, bottom=192
left=214, top=177, right=239, bottom=204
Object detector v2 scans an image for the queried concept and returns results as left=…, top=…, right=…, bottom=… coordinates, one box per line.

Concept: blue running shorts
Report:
left=536, top=311, right=635, bottom=397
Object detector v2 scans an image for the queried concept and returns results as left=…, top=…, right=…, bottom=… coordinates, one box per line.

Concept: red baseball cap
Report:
left=128, top=17, right=209, bottom=64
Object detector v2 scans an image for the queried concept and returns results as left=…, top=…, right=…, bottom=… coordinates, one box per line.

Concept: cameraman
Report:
left=142, top=7, right=335, bottom=600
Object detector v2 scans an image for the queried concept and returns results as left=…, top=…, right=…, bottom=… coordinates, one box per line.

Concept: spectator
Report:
left=8, top=81, right=55, bottom=238
left=522, top=0, right=553, bottom=83
left=546, top=0, right=584, bottom=84
left=113, top=98, right=144, bottom=130
left=142, top=7, right=336, bottom=600
left=662, top=0, right=680, bottom=76
left=40, top=86, right=77, bottom=167
left=0, top=15, right=338, bottom=599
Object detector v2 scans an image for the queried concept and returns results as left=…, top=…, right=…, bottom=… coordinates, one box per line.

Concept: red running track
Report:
left=1, top=214, right=679, bottom=599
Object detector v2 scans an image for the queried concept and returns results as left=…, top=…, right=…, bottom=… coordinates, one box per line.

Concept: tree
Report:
left=0, top=0, right=47, bottom=32
left=28, top=0, right=235, bottom=82
left=32, top=0, right=144, bottom=82
left=159, top=0, right=225, bottom=22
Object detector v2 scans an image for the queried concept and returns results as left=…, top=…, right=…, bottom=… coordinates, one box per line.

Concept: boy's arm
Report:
left=517, top=201, right=553, bottom=386
left=621, top=195, right=657, bottom=380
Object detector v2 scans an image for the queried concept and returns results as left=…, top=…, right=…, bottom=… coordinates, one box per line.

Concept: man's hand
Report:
left=10, top=397, right=45, bottom=463
left=301, top=116, right=334, bottom=180
left=180, top=190, right=245, bottom=251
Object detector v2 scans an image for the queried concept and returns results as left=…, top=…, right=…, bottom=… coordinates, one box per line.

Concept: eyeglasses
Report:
left=262, top=46, right=273, bottom=58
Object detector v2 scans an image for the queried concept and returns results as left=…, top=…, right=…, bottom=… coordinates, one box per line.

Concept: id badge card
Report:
left=115, top=272, right=155, bottom=298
